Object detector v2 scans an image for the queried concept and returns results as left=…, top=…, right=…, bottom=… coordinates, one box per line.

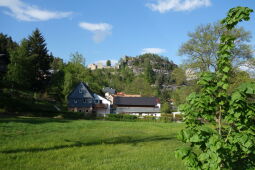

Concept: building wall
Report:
left=94, top=93, right=111, bottom=116
left=68, top=107, right=93, bottom=114
left=116, top=106, right=160, bottom=114
left=129, top=112, right=161, bottom=117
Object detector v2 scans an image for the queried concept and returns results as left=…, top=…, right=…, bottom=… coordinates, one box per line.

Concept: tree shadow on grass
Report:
left=1, top=135, right=174, bottom=154
left=0, top=117, right=71, bottom=124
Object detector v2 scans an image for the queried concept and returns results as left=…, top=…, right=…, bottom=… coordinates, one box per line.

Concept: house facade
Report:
left=67, top=82, right=111, bottom=116
left=93, top=93, right=111, bottom=117
left=112, top=96, right=161, bottom=117
left=67, top=82, right=95, bottom=114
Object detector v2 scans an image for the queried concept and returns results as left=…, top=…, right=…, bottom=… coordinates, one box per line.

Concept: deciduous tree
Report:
left=179, top=22, right=253, bottom=72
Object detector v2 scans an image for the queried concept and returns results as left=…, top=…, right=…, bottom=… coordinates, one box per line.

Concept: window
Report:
left=83, top=99, right=87, bottom=103
left=99, top=100, right=102, bottom=104
left=74, top=99, right=77, bottom=103
left=88, top=99, right=92, bottom=103
left=86, top=110, right=89, bottom=112
left=79, top=89, right=82, bottom=93
left=95, top=100, right=99, bottom=103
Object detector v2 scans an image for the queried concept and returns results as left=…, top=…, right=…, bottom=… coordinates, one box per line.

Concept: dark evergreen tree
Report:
left=0, top=33, right=18, bottom=80
left=27, top=29, right=53, bottom=91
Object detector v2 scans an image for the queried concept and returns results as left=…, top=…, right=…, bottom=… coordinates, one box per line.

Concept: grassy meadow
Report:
left=0, top=117, right=186, bottom=170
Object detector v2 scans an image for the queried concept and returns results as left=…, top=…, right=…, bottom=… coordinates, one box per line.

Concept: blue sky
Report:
left=0, top=0, right=254, bottom=66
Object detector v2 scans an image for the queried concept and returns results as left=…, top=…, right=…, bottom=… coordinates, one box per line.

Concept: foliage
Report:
left=70, top=52, right=85, bottom=66
left=0, top=33, right=18, bottom=81
left=144, top=61, right=155, bottom=84
left=106, top=60, right=111, bottom=66
left=171, top=67, right=187, bottom=85
left=61, top=111, right=89, bottom=119
left=174, top=114, right=183, bottom=121
left=159, top=113, right=174, bottom=122
left=0, top=89, right=60, bottom=116
left=172, top=84, right=200, bottom=107
left=106, top=113, right=138, bottom=121
left=0, top=33, right=18, bottom=56
left=160, top=102, right=172, bottom=113
left=179, top=21, right=253, bottom=72
left=27, top=28, right=53, bottom=91
left=228, top=69, right=254, bottom=94
left=124, top=76, right=156, bottom=96
left=176, top=6, right=255, bottom=170
left=6, top=39, right=36, bottom=89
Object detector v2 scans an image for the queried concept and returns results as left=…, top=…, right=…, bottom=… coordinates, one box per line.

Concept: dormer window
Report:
left=74, top=99, right=77, bottom=103
left=79, top=89, right=82, bottom=93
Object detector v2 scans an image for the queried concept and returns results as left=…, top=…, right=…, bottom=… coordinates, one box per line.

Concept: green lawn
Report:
left=0, top=117, right=186, bottom=170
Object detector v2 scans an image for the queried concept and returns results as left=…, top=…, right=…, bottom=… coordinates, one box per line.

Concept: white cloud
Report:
left=146, top=0, right=211, bottom=13
left=79, top=22, right=112, bottom=43
left=0, top=0, right=72, bottom=21
left=141, top=48, right=166, bottom=54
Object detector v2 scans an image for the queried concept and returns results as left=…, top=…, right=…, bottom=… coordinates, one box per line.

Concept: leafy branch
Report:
left=175, top=6, right=255, bottom=170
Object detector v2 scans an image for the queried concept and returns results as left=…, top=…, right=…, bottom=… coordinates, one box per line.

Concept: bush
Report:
left=106, top=114, right=138, bottom=121
left=61, top=111, right=87, bottom=119
left=160, top=113, right=173, bottom=122
left=141, top=115, right=156, bottom=122
left=174, top=114, right=183, bottom=121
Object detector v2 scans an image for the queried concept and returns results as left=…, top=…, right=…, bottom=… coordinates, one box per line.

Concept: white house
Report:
left=93, top=94, right=111, bottom=117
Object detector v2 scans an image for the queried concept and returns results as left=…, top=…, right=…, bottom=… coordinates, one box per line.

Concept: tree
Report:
left=179, top=22, right=253, bottom=72
left=51, top=57, right=64, bottom=71
left=106, top=60, right=111, bottom=67
left=0, top=33, right=18, bottom=58
left=124, top=76, right=156, bottom=96
left=63, top=53, right=88, bottom=98
left=160, top=102, right=172, bottom=113
left=176, top=7, right=255, bottom=169
left=144, top=62, right=155, bottom=84
left=27, top=29, right=53, bottom=91
left=48, top=57, right=65, bottom=102
left=0, top=33, right=18, bottom=79
left=6, top=39, right=35, bottom=89
left=171, top=67, right=187, bottom=85
left=172, top=85, right=199, bottom=107
left=228, top=69, right=254, bottom=93
left=70, top=52, right=85, bottom=66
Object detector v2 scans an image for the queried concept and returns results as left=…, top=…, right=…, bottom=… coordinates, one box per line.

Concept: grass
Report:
left=0, top=117, right=186, bottom=170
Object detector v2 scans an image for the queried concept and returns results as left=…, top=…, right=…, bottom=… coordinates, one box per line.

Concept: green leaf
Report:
left=223, top=66, right=230, bottom=73
left=223, top=84, right=229, bottom=90
left=246, top=87, right=254, bottom=94
left=175, top=147, right=190, bottom=159
left=189, top=134, right=201, bottom=142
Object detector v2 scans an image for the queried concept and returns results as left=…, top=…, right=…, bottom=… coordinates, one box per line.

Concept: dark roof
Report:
left=113, top=97, right=158, bottom=106
left=102, top=87, right=116, bottom=94
left=67, top=82, right=94, bottom=99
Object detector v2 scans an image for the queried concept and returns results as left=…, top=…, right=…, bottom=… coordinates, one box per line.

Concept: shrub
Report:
left=174, top=114, right=183, bottom=121
left=106, top=114, right=138, bottom=121
left=160, top=113, right=174, bottom=122
left=61, top=111, right=97, bottom=120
